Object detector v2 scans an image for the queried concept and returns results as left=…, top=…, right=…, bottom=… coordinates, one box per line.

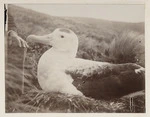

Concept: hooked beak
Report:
left=26, top=34, right=52, bottom=45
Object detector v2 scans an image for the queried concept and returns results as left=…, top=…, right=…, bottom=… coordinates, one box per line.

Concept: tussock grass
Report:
left=104, top=31, right=144, bottom=66
left=13, top=90, right=124, bottom=113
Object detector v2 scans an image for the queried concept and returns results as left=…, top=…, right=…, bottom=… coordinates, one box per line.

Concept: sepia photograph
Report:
left=4, top=3, right=145, bottom=113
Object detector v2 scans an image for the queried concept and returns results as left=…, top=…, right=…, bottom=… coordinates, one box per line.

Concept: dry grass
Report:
left=5, top=4, right=145, bottom=113
left=6, top=90, right=124, bottom=113
left=5, top=67, right=145, bottom=113
left=104, top=31, right=145, bottom=66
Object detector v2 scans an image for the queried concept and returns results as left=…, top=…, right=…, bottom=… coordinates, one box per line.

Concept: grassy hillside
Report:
left=5, top=4, right=145, bottom=113
left=8, top=5, right=145, bottom=65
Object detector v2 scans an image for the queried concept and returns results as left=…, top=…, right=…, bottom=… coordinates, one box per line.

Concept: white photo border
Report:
left=0, top=0, right=150, bottom=117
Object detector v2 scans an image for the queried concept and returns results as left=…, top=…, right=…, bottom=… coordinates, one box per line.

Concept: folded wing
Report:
left=66, top=58, right=145, bottom=99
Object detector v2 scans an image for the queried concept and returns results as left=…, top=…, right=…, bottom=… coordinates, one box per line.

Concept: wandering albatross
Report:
left=27, top=28, right=145, bottom=99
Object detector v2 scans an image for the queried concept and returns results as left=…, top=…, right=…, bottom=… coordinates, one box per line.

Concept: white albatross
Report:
left=27, top=28, right=145, bottom=99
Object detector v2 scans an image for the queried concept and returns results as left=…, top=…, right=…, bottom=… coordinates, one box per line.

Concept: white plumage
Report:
left=27, top=28, right=145, bottom=99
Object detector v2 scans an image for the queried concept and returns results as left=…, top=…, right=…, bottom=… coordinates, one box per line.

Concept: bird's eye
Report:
left=61, top=35, right=64, bottom=38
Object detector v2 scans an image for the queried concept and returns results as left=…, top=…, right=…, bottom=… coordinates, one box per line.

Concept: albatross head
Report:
left=27, top=28, right=78, bottom=57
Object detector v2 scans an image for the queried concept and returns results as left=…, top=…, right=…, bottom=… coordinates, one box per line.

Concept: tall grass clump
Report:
left=104, top=31, right=144, bottom=66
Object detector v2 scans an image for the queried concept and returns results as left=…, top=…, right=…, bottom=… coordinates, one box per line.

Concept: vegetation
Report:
left=105, top=31, right=145, bottom=66
left=5, top=5, right=145, bottom=113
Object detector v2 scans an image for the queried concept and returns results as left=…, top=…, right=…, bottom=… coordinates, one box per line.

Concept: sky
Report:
left=15, top=4, right=145, bottom=23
